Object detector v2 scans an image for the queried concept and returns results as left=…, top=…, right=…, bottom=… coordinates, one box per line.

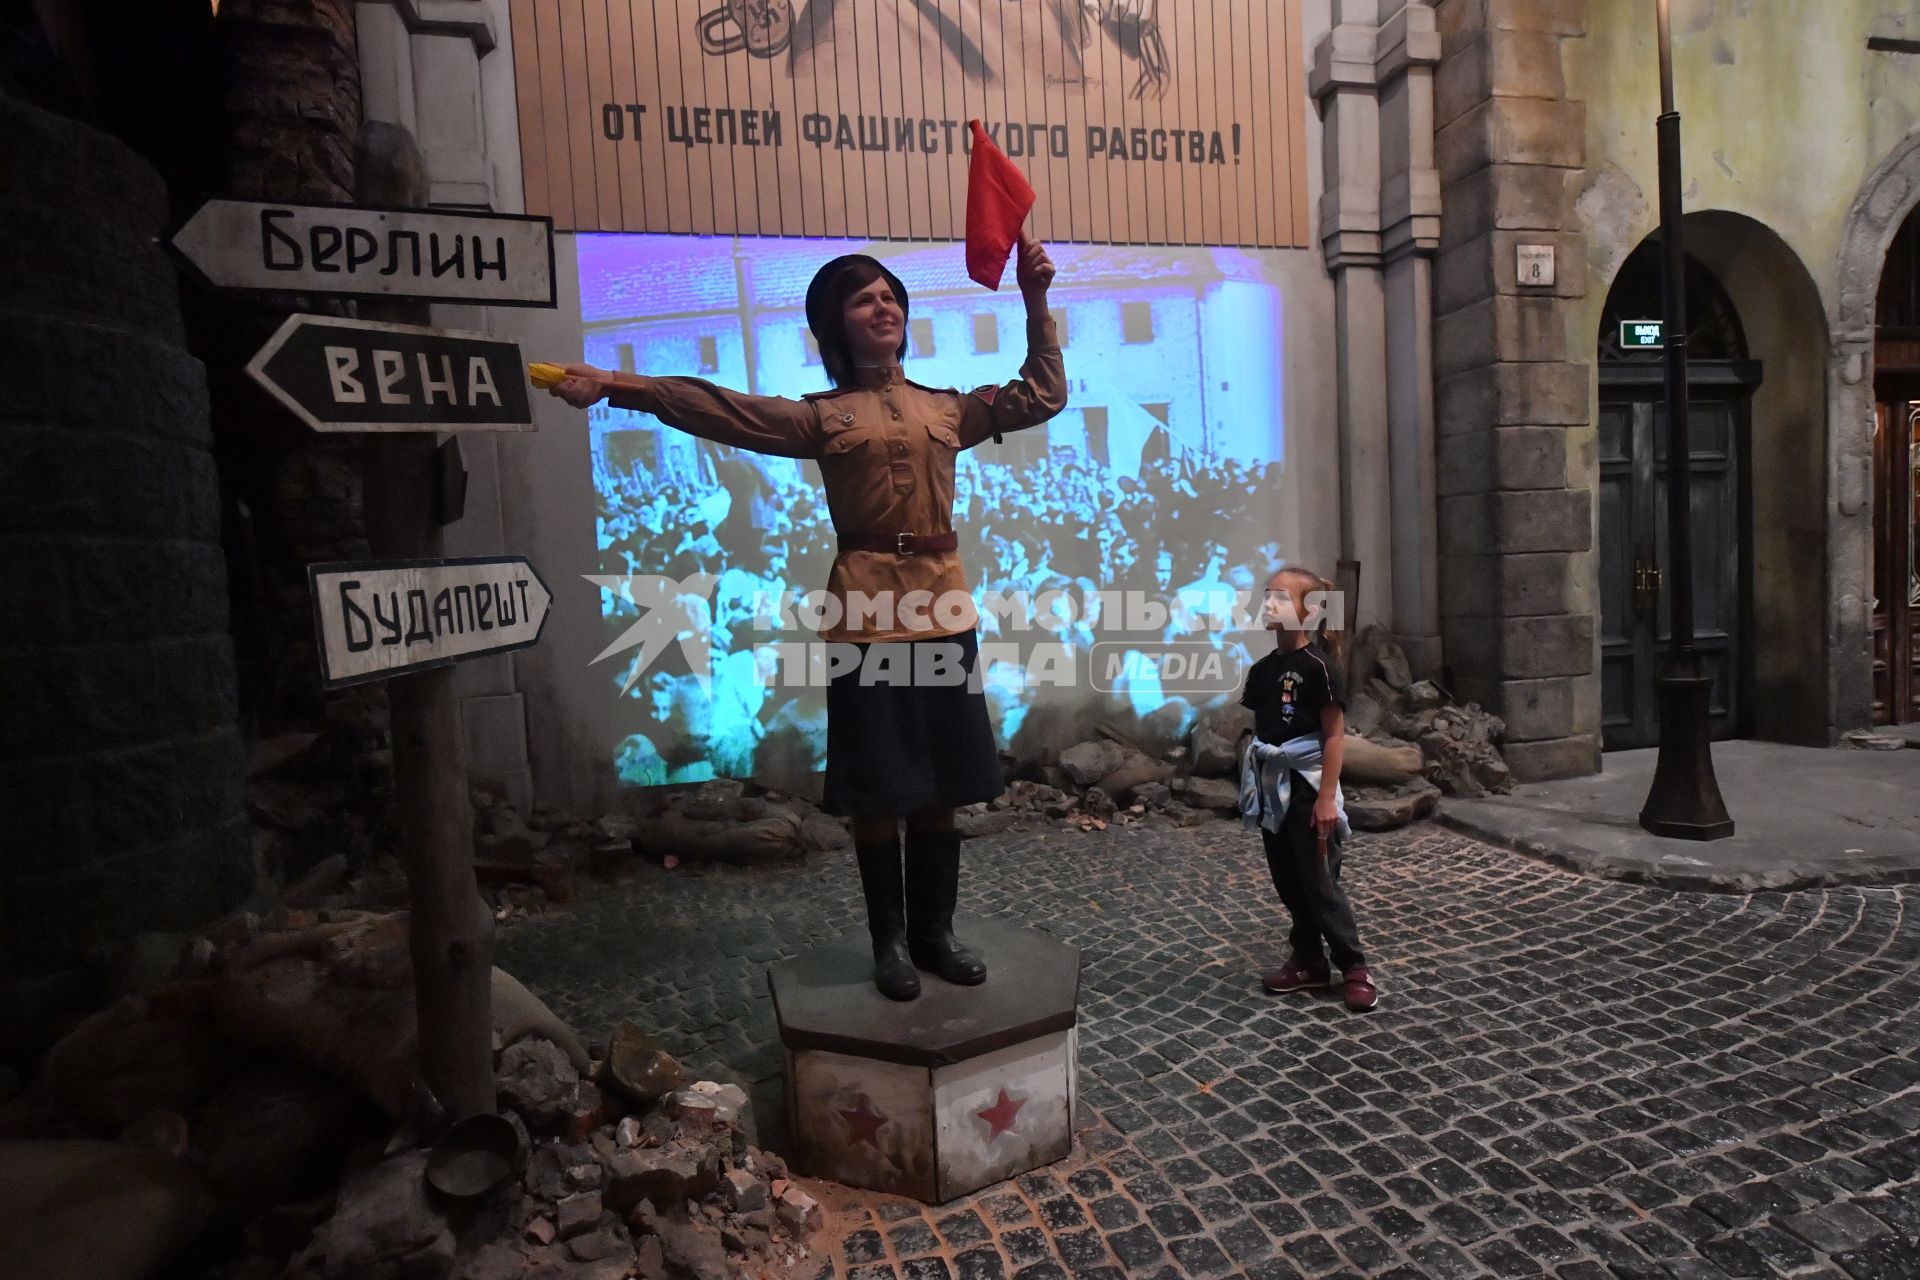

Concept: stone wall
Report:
left=1431, top=0, right=1601, bottom=781
left=1311, top=0, right=1445, bottom=675
left=0, top=92, right=252, bottom=1052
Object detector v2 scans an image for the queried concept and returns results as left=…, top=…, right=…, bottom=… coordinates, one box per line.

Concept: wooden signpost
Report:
left=207, top=121, right=561, bottom=1122
left=168, top=197, right=556, bottom=307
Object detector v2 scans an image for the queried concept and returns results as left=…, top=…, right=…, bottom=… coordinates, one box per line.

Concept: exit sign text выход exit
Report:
left=1621, top=319, right=1664, bottom=349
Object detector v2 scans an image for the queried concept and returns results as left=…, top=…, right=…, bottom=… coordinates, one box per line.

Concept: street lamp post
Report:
left=1639, top=0, right=1734, bottom=840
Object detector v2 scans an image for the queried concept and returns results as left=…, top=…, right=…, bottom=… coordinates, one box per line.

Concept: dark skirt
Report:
left=820, top=628, right=1005, bottom=818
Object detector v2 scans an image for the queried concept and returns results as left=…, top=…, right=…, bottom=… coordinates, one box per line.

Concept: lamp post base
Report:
left=1638, top=671, right=1734, bottom=840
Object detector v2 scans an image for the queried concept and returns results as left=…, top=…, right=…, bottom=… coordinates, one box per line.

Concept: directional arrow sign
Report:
left=167, top=198, right=555, bottom=306
left=309, top=557, right=553, bottom=689
left=247, top=314, right=534, bottom=433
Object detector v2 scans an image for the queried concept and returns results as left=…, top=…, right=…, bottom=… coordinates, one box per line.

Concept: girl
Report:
left=1237, top=566, right=1377, bottom=1012
left=545, top=239, right=1064, bottom=1003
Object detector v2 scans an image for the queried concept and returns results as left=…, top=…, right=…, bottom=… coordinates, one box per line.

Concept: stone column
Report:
left=1378, top=1, right=1444, bottom=674
left=1313, top=2, right=1393, bottom=625
left=1315, top=2, right=1446, bottom=677
left=1432, top=0, right=1600, bottom=781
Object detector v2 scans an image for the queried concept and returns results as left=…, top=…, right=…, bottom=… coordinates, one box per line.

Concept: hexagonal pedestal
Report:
left=768, top=917, right=1081, bottom=1204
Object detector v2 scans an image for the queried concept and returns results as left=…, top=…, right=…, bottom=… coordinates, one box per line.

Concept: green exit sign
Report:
left=1620, top=320, right=1665, bottom=348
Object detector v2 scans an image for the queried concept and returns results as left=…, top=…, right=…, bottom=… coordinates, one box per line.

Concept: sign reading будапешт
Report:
left=246, top=314, right=534, bottom=433
left=167, top=198, right=555, bottom=306
left=309, top=557, right=553, bottom=689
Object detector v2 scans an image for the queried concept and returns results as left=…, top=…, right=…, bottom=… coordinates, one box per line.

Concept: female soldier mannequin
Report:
left=549, top=238, right=1063, bottom=1000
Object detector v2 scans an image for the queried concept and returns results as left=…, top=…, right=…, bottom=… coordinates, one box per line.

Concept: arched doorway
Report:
left=1596, top=239, right=1759, bottom=751
left=1873, top=206, right=1920, bottom=726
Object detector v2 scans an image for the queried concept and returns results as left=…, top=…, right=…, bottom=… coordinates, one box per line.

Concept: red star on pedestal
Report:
left=839, top=1094, right=888, bottom=1148
left=977, top=1087, right=1025, bottom=1140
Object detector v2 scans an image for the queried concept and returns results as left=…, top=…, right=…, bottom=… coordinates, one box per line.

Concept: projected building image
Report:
left=581, top=235, right=1289, bottom=788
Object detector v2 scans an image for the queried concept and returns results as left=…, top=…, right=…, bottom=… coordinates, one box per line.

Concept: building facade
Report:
left=1423, top=0, right=1920, bottom=777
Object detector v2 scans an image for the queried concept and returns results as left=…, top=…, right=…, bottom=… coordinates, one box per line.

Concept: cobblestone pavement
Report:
left=496, top=822, right=1920, bottom=1279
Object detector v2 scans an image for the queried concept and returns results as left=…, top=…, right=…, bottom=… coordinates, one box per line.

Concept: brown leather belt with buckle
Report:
left=838, top=531, right=959, bottom=555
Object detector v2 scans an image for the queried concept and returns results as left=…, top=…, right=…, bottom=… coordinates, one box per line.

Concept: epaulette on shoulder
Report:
left=904, top=378, right=961, bottom=396
left=801, top=387, right=857, bottom=401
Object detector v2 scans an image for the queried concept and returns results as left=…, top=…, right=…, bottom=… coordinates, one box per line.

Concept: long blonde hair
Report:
left=1273, top=566, right=1347, bottom=668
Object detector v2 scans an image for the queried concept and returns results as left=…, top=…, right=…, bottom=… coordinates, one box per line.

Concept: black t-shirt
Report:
left=1239, top=640, right=1346, bottom=744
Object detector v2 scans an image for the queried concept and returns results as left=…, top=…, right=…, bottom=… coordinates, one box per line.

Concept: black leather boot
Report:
left=854, top=836, right=920, bottom=1001
left=905, top=827, right=987, bottom=985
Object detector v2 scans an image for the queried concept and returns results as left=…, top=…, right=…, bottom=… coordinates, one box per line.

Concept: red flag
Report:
left=965, top=119, right=1036, bottom=291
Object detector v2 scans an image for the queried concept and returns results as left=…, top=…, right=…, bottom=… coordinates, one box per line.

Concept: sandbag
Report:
left=799, top=812, right=851, bottom=853
left=1096, top=752, right=1176, bottom=798
left=213, top=914, right=592, bottom=1118
left=187, top=1065, right=367, bottom=1214
left=492, top=969, right=591, bottom=1074
left=1339, top=735, right=1424, bottom=785
left=43, top=994, right=231, bottom=1134
left=0, top=1139, right=216, bottom=1280
left=211, top=915, right=417, bottom=1119
left=642, top=810, right=805, bottom=865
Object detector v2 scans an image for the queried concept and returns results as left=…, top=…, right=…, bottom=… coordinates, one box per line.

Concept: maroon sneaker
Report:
left=1262, top=959, right=1332, bottom=994
left=1342, top=968, right=1379, bottom=1012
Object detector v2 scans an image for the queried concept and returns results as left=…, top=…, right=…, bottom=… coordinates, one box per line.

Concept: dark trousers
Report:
left=1260, top=773, right=1367, bottom=972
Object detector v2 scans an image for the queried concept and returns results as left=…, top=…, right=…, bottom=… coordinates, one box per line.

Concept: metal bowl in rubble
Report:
left=425, top=1112, right=522, bottom=1201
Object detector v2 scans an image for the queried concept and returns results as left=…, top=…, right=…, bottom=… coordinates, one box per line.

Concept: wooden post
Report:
left=355, top=120, right=497, bottom=1120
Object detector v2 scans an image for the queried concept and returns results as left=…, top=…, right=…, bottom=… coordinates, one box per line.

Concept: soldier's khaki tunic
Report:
left=605, top=314, right=1065, bottom=643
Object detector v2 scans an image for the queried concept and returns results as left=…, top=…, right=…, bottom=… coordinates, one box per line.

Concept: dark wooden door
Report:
left=1871, top=386, right=1920, bottom=725
left=1598, top=365, right=1754, bottom=751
